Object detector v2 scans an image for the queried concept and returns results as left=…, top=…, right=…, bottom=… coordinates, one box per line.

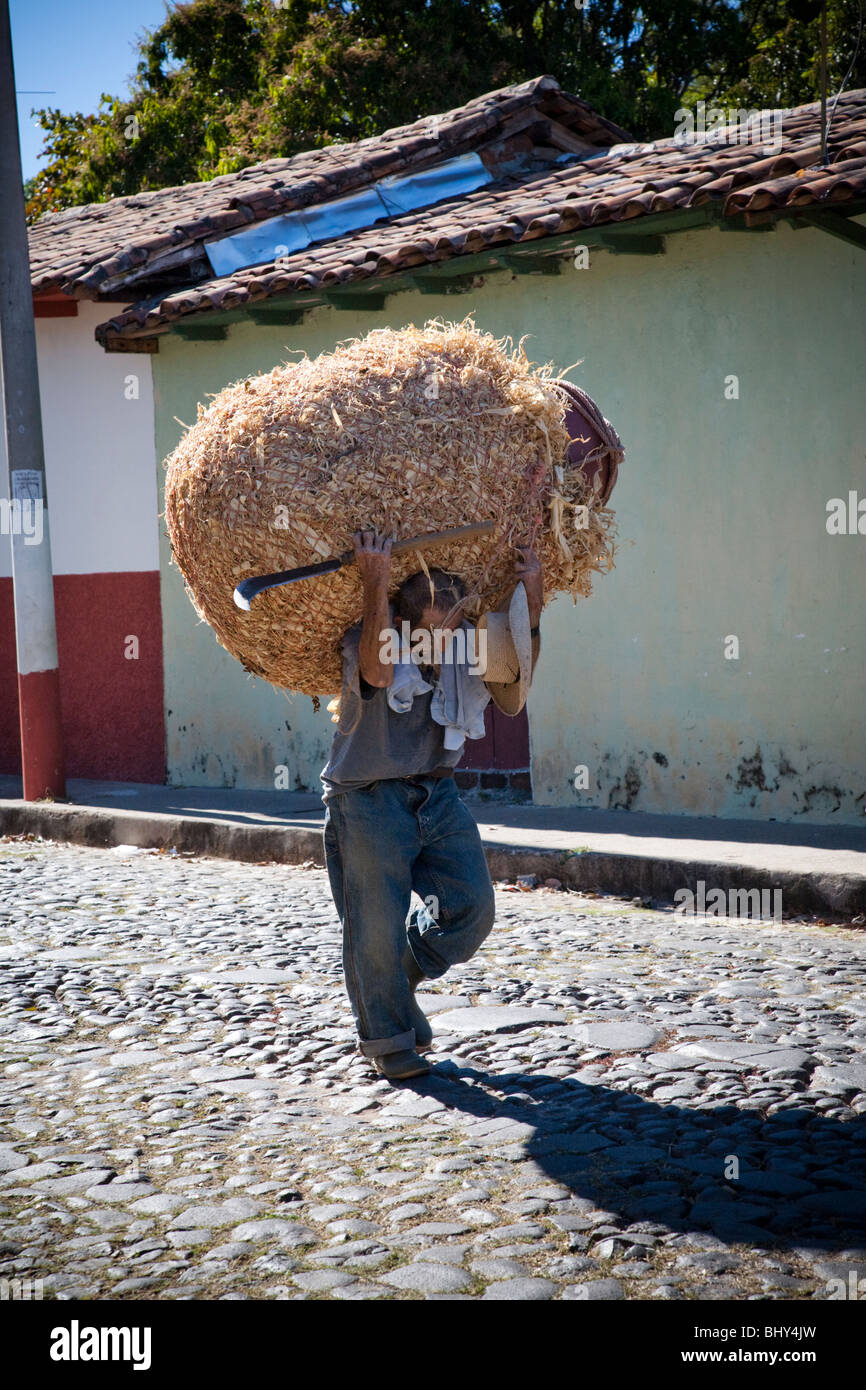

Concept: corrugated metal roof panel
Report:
left=204, top=154, right=491, bottom=276
left=377, top=152, right=492, bottom=213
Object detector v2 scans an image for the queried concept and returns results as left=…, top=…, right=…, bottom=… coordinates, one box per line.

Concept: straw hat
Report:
left=476, top=581, right=533, bottom=716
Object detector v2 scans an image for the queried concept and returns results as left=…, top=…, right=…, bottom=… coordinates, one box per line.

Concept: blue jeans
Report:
left=322, top=775, right=496, bottom=1058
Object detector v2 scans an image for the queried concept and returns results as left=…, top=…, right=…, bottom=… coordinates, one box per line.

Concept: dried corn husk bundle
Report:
left=163, top=317, right=619, bottom=696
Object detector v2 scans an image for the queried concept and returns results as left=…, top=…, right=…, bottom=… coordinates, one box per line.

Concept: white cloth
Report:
left=385, top=620, right=491, bottom=751
left=386, top=662, right=434, bottom=711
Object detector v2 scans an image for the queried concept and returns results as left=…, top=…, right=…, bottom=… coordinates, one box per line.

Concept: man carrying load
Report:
left=320, top=530, right=543, bottom=1081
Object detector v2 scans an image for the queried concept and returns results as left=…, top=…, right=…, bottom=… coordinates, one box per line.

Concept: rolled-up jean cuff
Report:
left=357, top=1028, right=416, bottom=1058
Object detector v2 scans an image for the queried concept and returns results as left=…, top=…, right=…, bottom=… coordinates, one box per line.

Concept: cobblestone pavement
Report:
left=2, top=838, right=865, bottom=1303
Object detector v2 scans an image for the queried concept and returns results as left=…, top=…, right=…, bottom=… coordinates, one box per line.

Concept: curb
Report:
left=0, top=803, right=322, bottom=866
left=485, top=845, right=866, bottom=916
left=2, top=800, right=865, bottom=917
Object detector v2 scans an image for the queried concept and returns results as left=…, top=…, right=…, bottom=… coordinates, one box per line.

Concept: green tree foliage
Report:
left=24, top=0, right=866, bottom=221
left=715, top=0, right=864, bottom=109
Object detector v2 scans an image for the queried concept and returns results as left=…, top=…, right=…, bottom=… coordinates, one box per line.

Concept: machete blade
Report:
left=233, top=556, right=344, bottom=609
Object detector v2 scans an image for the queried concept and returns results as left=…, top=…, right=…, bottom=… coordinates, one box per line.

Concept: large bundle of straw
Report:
left=164, top=318, right=619, bottom=696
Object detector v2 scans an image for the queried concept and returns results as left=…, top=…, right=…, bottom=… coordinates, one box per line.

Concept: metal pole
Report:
left=0, top=0, right=66, bottom=799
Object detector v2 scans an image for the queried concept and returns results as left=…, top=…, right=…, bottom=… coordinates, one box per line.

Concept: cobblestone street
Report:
left=1, top=838, right=865, bottom=1302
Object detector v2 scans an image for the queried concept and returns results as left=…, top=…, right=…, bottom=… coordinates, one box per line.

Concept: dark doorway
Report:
left=457, top=702, right=531, bottom=801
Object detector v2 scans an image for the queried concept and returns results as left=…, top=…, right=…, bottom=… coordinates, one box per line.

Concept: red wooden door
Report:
left=457, top=701, right=531, bottom=797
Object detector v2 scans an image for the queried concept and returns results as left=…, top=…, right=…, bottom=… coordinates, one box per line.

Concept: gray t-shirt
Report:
left=320, top=621, right=464, bottom=798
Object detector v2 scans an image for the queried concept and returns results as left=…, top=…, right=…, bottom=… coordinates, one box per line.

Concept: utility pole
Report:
left=0, top=0, right=66, bottom=799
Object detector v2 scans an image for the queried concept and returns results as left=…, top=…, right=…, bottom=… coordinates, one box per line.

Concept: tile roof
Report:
left=28, top=79, right=866, bottom=349
left=28, top=75, right=628, bottom=300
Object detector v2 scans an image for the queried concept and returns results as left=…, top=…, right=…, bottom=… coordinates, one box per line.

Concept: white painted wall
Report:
left=1, top=301, right=158, bottom=578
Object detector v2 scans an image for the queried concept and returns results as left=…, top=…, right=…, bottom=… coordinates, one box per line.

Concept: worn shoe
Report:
left=402, top=943, right=433, bottom=1051
left=373, top=1048, right=431, bottom=1080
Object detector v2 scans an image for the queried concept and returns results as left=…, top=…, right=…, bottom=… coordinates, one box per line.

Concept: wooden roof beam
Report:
left=546, top=119, right=601, bottom=157
left=790, top=208, right=866, bottom=251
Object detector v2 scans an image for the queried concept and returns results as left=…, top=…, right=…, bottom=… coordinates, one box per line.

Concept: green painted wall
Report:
left=153, top=217, right=866, bottom=820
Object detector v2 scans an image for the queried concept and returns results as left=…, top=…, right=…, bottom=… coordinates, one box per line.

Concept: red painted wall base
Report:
left=0, top=571, right=166, bottom=783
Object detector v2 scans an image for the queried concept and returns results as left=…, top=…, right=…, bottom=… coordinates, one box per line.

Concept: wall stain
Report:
left=550, top=735, right=861, bottom=824
left=736, top=747, right=771, bottom=793
left=802, top=784, right=843, bottom=815
left=608, top=763, right=642, bottom=811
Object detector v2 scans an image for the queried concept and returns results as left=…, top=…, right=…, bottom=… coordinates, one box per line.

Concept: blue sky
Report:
left=11, top=0, right=172, bottom=180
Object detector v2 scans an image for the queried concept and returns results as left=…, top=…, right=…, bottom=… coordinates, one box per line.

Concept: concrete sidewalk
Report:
left=1, top=775, right=865, bottom=916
